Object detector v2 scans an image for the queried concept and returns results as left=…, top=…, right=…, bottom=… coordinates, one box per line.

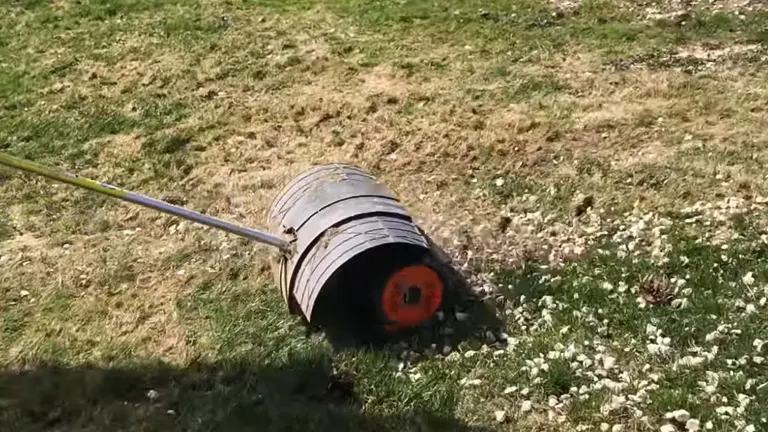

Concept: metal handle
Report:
left=0, top=152, right=292, bottom=253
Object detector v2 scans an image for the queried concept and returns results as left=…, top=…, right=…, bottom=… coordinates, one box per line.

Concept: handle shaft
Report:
left=0, top=152, right=292, bottom=252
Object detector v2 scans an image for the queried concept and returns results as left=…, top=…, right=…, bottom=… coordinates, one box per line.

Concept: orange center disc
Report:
left=381, top=264, right=444, bottom=331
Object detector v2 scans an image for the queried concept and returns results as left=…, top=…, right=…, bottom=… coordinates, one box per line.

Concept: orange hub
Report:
left=381, top=264, right=444, bottom=331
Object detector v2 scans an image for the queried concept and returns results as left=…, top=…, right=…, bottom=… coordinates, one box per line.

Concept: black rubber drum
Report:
left=266, top=164, right=445, bottom=337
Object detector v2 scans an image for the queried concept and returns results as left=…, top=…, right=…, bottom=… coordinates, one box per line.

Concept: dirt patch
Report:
left=96, top=133, right=143, bottom=165
left=550, top=0, right=582, bottom=13
left=677, top=42, right=764, bottom=60
left=298, top=37, right=331, bottom=62
left=0, top=233, right=45, bottom=253
left=76, top=53, right=189, bottom=98
left=50, top=0, right=76, bottom=10
left=608, top=43, right=767, bottom=74
left=615, top=140, right=677, bottom=167
left=641, top=0, right=768, bottom=21
left=359, top=65, right=410, bottom=101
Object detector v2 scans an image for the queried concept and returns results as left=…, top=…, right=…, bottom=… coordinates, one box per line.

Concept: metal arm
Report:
left=0, top=152, right=292, bottom=253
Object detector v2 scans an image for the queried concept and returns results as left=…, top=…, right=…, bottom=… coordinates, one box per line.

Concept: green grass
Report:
left=2, top=0, right=768, bottom=430
left=2, top=209, right=768, bottom=430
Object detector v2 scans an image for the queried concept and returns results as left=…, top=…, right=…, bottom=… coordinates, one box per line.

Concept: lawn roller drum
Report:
left=0, top=153, right=445, bottom=338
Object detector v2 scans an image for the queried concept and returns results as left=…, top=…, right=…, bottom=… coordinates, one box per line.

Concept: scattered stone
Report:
left=455, top=311, right=470, bottom=322
left=673, top=409, right=691, bottom=423
left=603, top=355, right=617, bottom=370
left=462, top=378, right=482, bottom=386
left=146, top=389, right=160, bottom=401
left=686, top=419, right=700, bottom=431
left=715, top=406, right=734, bottom=416
left=743, top=272, right=755, bottom=286
left=494, top=410, right=507, bottom=423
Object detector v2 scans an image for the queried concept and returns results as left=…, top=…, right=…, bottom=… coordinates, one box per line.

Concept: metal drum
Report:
left=267, top=164, right=445, bottom=335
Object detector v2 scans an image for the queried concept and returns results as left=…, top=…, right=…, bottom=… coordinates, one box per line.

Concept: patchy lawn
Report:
left=1, top=0, right=767, bottom=431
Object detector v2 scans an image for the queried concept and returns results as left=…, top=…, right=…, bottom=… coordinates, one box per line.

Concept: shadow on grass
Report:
left=0, top=357, right=492, bottom=432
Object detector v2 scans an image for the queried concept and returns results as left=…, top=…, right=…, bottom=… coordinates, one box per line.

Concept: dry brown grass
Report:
left=4, top=7, right=768, bottom=290
left=6, top=8, right=768, bottom=303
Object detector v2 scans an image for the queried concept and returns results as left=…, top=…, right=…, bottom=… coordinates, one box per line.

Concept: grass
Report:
left=1, top=0, right=768, bottom=430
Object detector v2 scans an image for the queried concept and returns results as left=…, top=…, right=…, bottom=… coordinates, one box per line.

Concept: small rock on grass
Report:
left=668, top=409, right=690, bottom=423
left=494, top=410, right=507, bottom=423
left=520, top=400, right=532, bottom=412
left=671, top=298, right=688, bottom=310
